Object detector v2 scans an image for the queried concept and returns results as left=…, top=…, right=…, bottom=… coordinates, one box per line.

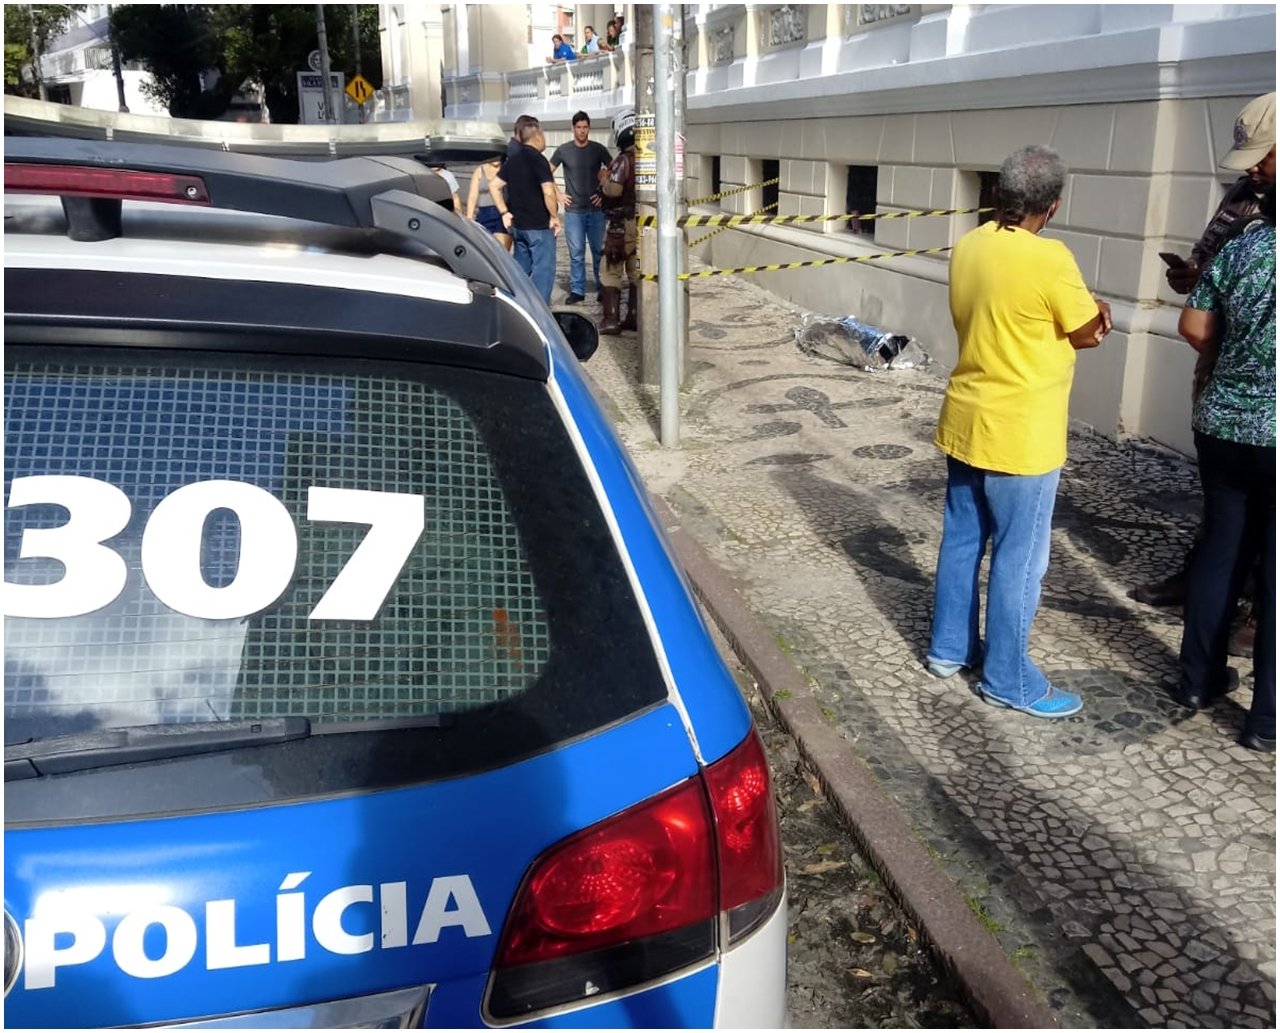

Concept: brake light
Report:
left=497, top=777, right=716, bottom=967
left=5, top=164, right=210, bottom=204
left=706, top=729, right=786, bottom=941
left=488, top=729, right=785, bottom=1019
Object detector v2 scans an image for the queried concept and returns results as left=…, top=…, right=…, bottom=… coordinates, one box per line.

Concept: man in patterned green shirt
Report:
left=1174, top=185, right=1275, bottom=751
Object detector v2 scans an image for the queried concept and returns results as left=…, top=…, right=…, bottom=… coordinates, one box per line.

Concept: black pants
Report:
left=1179, top=432, right=1276, bottom=738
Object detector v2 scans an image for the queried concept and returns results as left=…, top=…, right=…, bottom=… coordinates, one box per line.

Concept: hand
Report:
left=597, top=166, right=610, bottom=184
left=560, top=191, right=572, bottom=208
left=1095, top=298, right=1112, bottom=336
left=1166, top=259, right=1200, bottom=295
left=500, top=211, right=513, bottom=230
left=550, top=216, right=561, bottom=237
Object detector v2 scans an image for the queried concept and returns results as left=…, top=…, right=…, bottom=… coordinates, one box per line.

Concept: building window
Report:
left=762, top=159, right=779, bottom=212
left=845, top=165, right=878, bottom=235
left=978, top=171, right=1000, bottom=225
left=711, top=156, right=721, bottom=202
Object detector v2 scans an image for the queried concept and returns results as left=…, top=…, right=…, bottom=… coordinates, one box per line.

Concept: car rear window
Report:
left=4, top=345, right=666, bottom=763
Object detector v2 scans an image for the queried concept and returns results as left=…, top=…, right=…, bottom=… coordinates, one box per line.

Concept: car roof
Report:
left=3, top=138, right=553, bottom=379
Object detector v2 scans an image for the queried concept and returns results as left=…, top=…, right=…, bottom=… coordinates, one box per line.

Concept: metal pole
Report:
left=27, top=4, right=47, bottom=102
left=315, top=4, right=338, bottom=124
left=351, top=3, right=365, bottom=123
left=654, top=4, right=680, bottom=448
left=107, top=4, right=129, bottom=112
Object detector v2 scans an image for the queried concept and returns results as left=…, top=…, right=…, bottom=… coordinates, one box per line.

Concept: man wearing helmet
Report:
left=597, top=111, right=639, bottom=335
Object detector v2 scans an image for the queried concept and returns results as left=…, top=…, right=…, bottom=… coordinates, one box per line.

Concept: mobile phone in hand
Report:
left=1159, top=252, right=1189, bottom=269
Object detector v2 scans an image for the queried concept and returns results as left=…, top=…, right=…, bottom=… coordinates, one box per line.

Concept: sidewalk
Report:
left=568, top=263, right=1276, bottom=1027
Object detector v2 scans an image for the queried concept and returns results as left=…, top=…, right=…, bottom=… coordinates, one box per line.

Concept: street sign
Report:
left=307, top=49, right=323, bottom=73
left=296, top=71, right=345, bottom=125
left=345, top=74, right=374, bottom=106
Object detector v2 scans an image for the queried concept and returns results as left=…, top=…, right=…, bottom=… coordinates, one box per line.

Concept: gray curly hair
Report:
left=997, top=145, right=1067, bottom=225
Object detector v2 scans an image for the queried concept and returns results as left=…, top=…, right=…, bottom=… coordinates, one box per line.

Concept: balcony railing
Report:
left=442, top=46, right=633, bottom=124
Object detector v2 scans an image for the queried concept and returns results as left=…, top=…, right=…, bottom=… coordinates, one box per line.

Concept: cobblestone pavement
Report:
left=563, top=265, right=1277, bottom=1028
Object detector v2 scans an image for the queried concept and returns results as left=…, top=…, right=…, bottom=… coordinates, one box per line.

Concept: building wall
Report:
left=675, top=3, right=1275, bottom=456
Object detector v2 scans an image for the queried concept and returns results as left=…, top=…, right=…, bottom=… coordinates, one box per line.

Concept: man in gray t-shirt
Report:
left=550, top=111, right=612, bottom=303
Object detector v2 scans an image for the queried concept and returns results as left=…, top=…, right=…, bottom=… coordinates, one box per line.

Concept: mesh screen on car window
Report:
left=4, top=360, right=551, bottom=731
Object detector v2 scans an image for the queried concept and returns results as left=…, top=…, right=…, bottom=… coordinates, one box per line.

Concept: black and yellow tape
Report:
left=685, top=178, right=779, bottom=207
left=690, top=200, right=777, bottom=248
left=639, top=245, right=954, bottom=282
left=638, top=206, right=992, bottom=229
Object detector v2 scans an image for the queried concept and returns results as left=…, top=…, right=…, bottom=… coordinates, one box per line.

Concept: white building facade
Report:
left=37, top=3, right=166, bottom=116
left=411, top=3, right=1276, bottom=456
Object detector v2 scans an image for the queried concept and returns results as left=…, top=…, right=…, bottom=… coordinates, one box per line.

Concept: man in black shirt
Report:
left=493, top=116, right=561, bottom=302
left=550, top=111, right=612, bottom=305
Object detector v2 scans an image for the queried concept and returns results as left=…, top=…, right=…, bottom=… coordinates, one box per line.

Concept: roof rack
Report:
left=3, top=137, right=517, bottom=295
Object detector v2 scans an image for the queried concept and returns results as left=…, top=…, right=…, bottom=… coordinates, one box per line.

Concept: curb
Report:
left=650, top=494, right=1060, bottom=1030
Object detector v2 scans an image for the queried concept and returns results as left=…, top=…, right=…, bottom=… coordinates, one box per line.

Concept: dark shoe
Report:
left=1228, top=615, right=1256, bottom=659
left=620, top=285, right=638, bottom=331
left=1239, top=730, right=1276, bottom=753
left=563, top=292, right=585, bottom=305
left=1174, top=667, right=1240, bottom=710
left=599, top=287, right=621, bottom=335
left=1131, top=568, right=1189, bottom=609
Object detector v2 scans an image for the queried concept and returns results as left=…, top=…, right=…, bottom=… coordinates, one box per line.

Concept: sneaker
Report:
left=926, top=658, right=965, bottom=679
left=563, top=292, right=585, bottom=305
left=980, top=684, right=1083, bottom=719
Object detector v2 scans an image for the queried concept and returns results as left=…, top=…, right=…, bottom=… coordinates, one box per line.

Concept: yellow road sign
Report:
left=345, top=74, right=374, bottom=106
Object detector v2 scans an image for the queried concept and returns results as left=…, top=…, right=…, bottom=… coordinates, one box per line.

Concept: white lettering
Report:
left=412, top=875, right=492, bottom=944
left=276, top=872, right=310, bottom=962
left=313, top=885, right=374, bottom=955
left=205, top=899, right=270, bottom=969
left=141, top=480, right=298, bottom=619
left=23, top=911, right=107, bottom=990
left=380, top=882, right=408, bottom=949
left=112, top=905, right=198, bottom=979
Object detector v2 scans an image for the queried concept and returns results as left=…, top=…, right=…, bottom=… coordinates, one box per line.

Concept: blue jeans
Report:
left=929, top=456, right=1061, bottom=706
left=563, top=209, right=605, bottom=296
left=513, top=227, right=557, bottom=302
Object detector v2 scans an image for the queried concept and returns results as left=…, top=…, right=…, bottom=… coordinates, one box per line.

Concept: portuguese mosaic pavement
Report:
left=575, top=264, right=1276, bottom=1028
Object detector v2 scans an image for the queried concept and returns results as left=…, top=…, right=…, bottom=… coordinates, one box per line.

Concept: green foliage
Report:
left=4, top=5, right=84, bottom=95
left=107, top=4, right=383, bottom=123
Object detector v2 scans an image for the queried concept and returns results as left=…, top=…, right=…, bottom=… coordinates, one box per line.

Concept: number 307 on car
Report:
left=5, top=475, right=424, bottom=622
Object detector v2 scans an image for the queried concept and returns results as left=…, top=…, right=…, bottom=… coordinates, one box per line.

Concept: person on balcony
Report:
left=550, top=111, right=612, bottom=305
left=582, top=25, right=610, bottom=53
left=550, top=34, right=577, bottom=62
left=605, top=19, right=622, bottom=48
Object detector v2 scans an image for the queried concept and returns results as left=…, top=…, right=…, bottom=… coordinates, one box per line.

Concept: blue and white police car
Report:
left=3, top=138, right=787, bottom=1027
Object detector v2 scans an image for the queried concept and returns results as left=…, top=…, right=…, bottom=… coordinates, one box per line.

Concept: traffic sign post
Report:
left=345, top=74, right=374, bottom=107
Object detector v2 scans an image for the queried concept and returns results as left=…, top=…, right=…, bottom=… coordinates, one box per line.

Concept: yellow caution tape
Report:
left=637, top=206, right=992, bottom=229
left=690, top=200, right=777, bottom=248
left=639, top=245, right=954, bottom=281
left=685, top=178, right=779, bottom=206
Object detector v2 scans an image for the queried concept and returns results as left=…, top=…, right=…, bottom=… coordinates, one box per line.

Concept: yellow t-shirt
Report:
left=935, top=222, right=1099, bottom=475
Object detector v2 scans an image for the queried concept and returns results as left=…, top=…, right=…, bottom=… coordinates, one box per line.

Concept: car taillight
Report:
left=706, top=729, right=786, bottom=942
left=4, top=164, right=210, bottom=204
left=488, top=730, right=785, bottom=1020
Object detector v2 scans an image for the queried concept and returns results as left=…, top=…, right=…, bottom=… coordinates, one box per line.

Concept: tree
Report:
left=108, top=4, right=383, bottom=123
left=109, top=4, right=222, bottom=116
left=4, top=4, right=84, bottom=96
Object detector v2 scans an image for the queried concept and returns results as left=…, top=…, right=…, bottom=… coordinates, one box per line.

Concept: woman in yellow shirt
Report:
left=927, top=145, right=1110, bottom=719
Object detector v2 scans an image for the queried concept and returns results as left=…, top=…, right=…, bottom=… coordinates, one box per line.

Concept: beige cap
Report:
left=1220, top=92, right=1276, bottom=171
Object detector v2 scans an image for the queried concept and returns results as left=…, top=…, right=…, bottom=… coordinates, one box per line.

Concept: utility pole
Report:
left=315, top=4, right=338, bottom=124
left=654, top=4, right=682, bottom=447
left=351, top=3, right=364, bottom=124
left=107, top=5, right=129, bottom=112
left=27, top=4, right=48, bottom=102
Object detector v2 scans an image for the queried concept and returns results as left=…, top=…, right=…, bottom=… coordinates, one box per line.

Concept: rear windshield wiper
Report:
left=4, top=718, right=311, bottom=780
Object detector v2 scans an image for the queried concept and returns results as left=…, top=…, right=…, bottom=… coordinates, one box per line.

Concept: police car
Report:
left=3, top=139, right=787, bottom=1027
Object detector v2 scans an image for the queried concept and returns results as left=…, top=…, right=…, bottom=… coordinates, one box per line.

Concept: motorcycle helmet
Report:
left=612, top=109, right=636, bottom=150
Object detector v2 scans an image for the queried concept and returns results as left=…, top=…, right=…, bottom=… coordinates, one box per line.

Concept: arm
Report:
left=1066, top=310, right=1106, bottom=350
left=598, top=162, right=623, bottom=198
left=541, top=180, right=562, bottom=234
left=548, top=157, right=571, bottom=208
left=491, top=175, right=515, bottom=232
left=465, top=168, right=482, bottom=220
left=1178, top=307, right=1219, bottom=355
